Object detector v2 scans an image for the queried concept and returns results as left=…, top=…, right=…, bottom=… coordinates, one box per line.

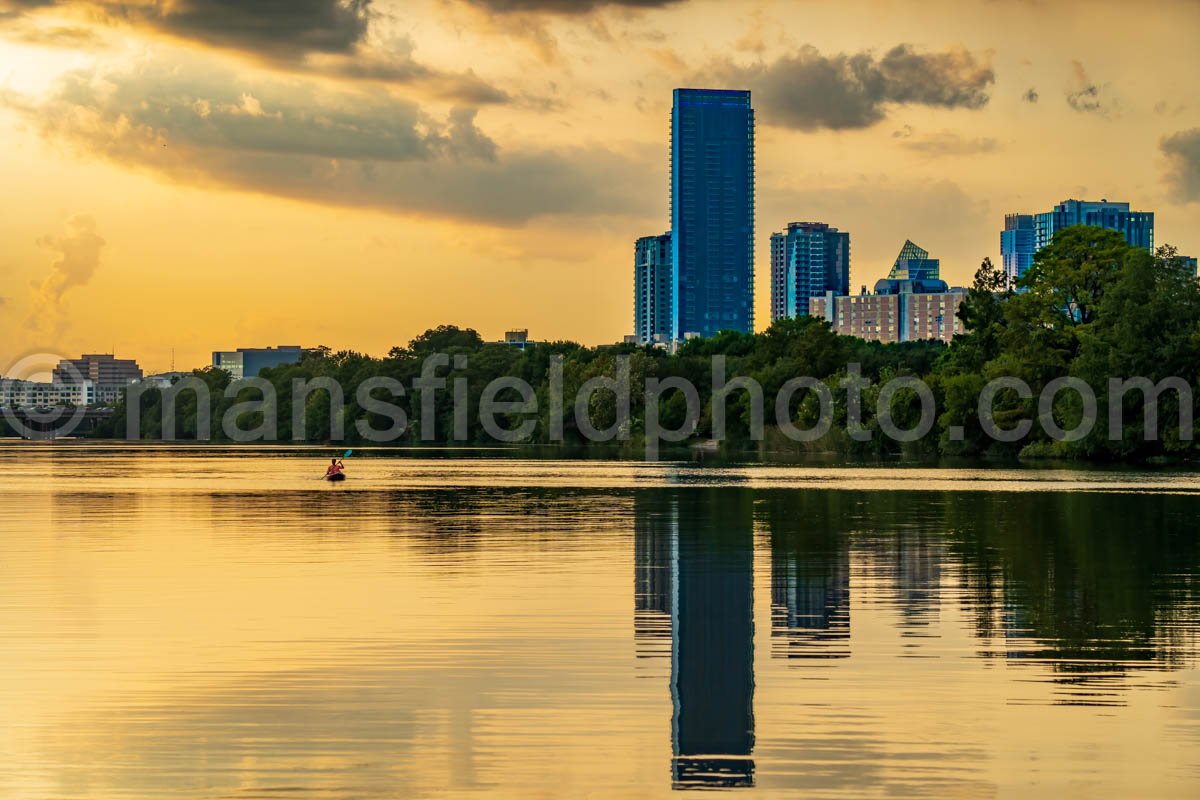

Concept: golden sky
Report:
left=1, top=0, right=1198, bottom=373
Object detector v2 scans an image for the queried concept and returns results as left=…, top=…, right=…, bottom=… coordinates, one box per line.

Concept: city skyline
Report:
left=2, top=0, right=1199, bottom=371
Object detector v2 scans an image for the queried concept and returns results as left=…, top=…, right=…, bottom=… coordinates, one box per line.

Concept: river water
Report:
left=1, top=445, right=1198, bottom=797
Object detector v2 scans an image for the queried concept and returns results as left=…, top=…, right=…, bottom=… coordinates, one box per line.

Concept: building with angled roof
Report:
left=885, top=240, right=941, bottom=283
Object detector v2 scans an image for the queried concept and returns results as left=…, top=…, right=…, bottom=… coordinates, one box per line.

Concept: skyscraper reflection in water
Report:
left=769, top=525, right=851, bottom=661
left=634, top=491, right=755, bottom=789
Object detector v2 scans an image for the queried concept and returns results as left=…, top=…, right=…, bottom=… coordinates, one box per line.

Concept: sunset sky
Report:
left=1, top=0, right=1198, bottom=373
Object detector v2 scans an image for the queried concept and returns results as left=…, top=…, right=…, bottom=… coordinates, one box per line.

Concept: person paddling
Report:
left=325, top=458, right=345, bottom=480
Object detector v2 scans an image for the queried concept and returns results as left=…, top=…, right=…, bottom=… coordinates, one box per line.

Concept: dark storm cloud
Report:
left=1161, top=128, right=1200, bottom=203
left=0, top=0, right=57, bottom=11
left=703, top=44, right=994, bottom=130
left=457, top=0, right=683, bottom=12
left=0, top=0, right=372, bottom=55
left=2, top=60, right=653, bottom=225
left=0, top=0, right=510, bottom=104
left=129, top=0, right=373, bottom=58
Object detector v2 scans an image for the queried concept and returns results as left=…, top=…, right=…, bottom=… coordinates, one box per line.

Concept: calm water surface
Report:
left=2, top=446, right=1199, bottom=798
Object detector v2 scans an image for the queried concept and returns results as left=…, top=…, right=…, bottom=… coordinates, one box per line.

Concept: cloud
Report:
left=443, top=0, right=682, bottom=64
left=133, top=0, right=372, bottom=58
left=702, top=44, right=994, bottom=130
left=897, top=130, right=1001, bottom=157
left=2, top=0, right=372, bottom=55
left=1023, top=88, right=1038, bottom=103
left=3, top=58, right=654, bottom=225
left=455, top=0, right=683, bottom=12
left=1161, top=128, right=1200, bottom=203
left=0, top=1, right=510, bottom=103
left=23, top=57, right=500, bottom=162
left=1067, top=85, right=1102, bottom=113
left=1066, top=60, right=1113, bottom=115
left=27, top=215, right=105, bottom=333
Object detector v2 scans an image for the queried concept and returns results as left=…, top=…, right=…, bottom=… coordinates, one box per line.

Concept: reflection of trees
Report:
left=756, top=488, right=1200, bottom=701
left=941, top=491, right=1200, bottom=698
left=390, top=489, right=635, bottom=566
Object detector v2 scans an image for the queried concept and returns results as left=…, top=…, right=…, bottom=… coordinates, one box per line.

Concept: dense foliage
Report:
left=95, top=226, right=1200, bottom=461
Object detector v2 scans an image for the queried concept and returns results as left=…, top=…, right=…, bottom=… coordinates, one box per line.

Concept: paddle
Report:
left=320, top=450, right=355, bottom=480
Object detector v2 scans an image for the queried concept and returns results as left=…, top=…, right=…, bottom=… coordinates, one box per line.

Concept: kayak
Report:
left=325, top=472, right=346, bottom=482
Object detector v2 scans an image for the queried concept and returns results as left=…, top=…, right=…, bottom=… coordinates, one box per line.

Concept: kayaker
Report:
left=325, top=458, right=344, bottom=479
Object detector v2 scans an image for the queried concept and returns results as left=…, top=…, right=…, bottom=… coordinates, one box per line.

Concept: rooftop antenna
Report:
left=171, top=348, right=175, bottom=372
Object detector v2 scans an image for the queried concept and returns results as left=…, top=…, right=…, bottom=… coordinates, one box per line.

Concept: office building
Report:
left=1, top=379, right=98, bottom=408
left=212, top=346, right=303, bottom=380
left=634, top=232, right=674, bottom=344
left=1000, top=199, right=1155, bottom=286
left=1170, top=255, right=1199, bottom=276
left=885, top=240, right=941, bottom=283
left=1000, top=213, right=1036, bottom=285
left=770, top=222, right=850, bottom=321
left=671, top=88, right=756, bottom=340
left=53, top=354, right=142, bottom=385
left=811, top=286, right=968, bottom=344
left=136, top=372, right=188, bottom=389
left=492, top=330, right=539, bottom=351
left=1034, top=199, right=1153, bottom=252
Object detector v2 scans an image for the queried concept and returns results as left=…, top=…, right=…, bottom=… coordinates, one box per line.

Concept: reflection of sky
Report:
left=1, top=451, right=1199, bottom=797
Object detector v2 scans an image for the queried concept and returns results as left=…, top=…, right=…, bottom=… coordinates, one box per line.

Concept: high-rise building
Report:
left=634, top=232, right=673, bottom=344
left=671, top=88, right=755, bottom=340
left=811, top=286, right=968, bottom=345
left=53, top=354, right=142, bottom=385
left=1032, top=199, right=1154, bottom=252
left=885, top=240, right=941, bottom=283
left=212, top=346, right=303, bottom=380
left=1000, top=213, right=1036, bottom=285
left=770, top=222, right=850, bottom=321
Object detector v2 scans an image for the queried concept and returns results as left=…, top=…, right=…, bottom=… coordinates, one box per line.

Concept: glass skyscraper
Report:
left=885, top=240, right=941, bottom=282
left=770, top=222, right=850, bottom=321
left=1000, top=199, right=1155, bottom=287
left=1000, top=213, right=1035, bottom=285
left=1034, top=199, right=1154, bottom=252
left=671, top=89, right=755, bottom=340
left=634, top=232, right=673, bottom=345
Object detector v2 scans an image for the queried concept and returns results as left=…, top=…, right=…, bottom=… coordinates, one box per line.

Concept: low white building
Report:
left=0, top=379, right=98, bottom=409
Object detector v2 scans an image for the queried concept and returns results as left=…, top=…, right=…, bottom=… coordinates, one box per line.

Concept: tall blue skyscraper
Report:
left=770, top=222, right=850, bottom=321
left=1000, top=213, right=1035, bottom=285
left=671, top=89, right=755, bottom=340
left=634, top=232, right=673, bottom=344
left=1034, top=199, right=1154, bottom=252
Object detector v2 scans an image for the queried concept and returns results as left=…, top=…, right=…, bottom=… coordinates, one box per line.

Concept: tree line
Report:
left=92, top=225, right=1200, bottom=461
